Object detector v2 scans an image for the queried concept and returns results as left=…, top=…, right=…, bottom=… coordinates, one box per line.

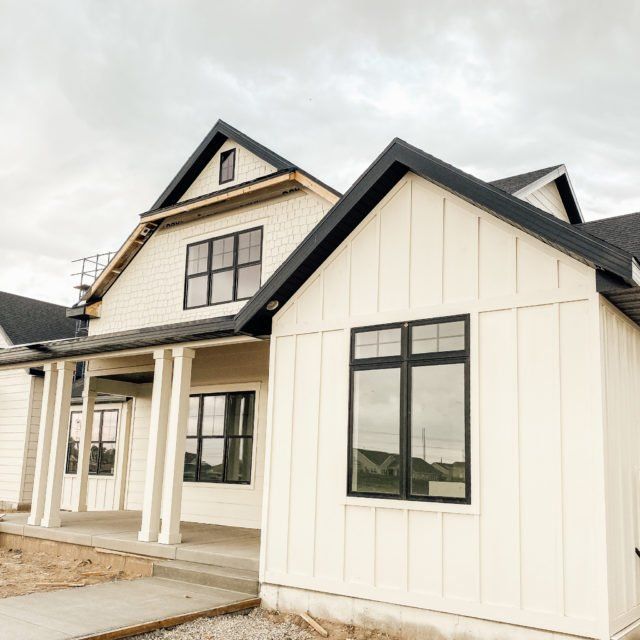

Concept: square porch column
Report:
left=138, top=349, right=173, bottom=542
left=71, top=376, right=97, bottom=512
left=158, top=347, right=195, bottom=545
left=41, top=361, right=75, bottom=528
left=27, top=363, right=58, bottom=526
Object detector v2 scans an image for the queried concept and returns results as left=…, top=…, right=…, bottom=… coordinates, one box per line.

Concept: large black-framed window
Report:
left=348, top=315, right=470, bottom=504
left=65, top=409, right=119, bottom=476
left=184, top=391, right=255, bottom=484
left=184, top=227, right=263, bottom=309
left=219, top=148, right=236, bottom=184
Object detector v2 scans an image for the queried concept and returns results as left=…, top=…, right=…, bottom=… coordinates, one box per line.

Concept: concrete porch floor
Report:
left=0, top=510, right=260, bottom=571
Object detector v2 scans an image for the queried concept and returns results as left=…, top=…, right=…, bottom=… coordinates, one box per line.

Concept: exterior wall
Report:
left=179, top=139, right=276, bottom=202
left=262, top=173, right=607, bottom=639
left=600, top=300, right=640, bottom=636
left=523, top=181, right=570, bottom=222
left=89, top=191, right=331, bottom=335
left=123, top=340, right=269, bottom=529
left=0, top=369, right=40, bottom=508
left=61, top=401, right=128, bottom=511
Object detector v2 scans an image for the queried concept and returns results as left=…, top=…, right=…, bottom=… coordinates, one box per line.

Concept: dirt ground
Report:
left=0, top=547, right=137, bottom=598
left=134, top=607, right=400, bottom=640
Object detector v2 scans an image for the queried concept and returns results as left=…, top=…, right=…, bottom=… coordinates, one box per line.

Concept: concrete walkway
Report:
left=0, top=577, right=259, bottom=640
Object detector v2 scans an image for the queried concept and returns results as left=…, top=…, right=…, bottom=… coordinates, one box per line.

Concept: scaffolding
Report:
left=71, top=252, right=115, bottom=302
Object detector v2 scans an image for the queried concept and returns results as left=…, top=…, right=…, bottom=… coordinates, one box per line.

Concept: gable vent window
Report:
left=184, top=227, right=263, bottom=309
left=219, top=148, right=236, bottom=184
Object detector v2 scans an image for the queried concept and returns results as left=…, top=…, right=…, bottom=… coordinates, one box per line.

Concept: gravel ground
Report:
left=133, top=608, right=313, bottom=640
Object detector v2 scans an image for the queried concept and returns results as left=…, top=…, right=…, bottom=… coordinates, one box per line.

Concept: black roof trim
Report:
left=236, top=138, right=635, bottom=335
left=151, top=120, right=296, bottom=211
left=0, top=316, right=237, bottom=367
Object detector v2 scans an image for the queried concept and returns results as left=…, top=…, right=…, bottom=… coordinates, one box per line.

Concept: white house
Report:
left=1, top=120, right=640, bottom=640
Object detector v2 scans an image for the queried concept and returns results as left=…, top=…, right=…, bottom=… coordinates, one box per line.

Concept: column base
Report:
left=40, top=516, right=61, bottom=528
left=158, top=530, right=182, bottom=545
left=26, top=515, right=40, bottom=527
left=138, top=530, right=159, bottom=543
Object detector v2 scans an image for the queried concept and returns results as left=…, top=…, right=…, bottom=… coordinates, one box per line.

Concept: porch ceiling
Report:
left=0, top=315, right=237, bottom=368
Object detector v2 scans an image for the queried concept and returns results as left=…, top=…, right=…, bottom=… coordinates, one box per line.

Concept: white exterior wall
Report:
left=523, top=181, right=570, bottom=222
left=179, top=139, right=276, bottom=202
left=600, top=300, right=640, bottom=636
left=262, top=173, right=609, bottom=639
left=123, top=341, right=269, bottom=529
left=0, top=369, right=41, bottom=508
left=90, top=191, right=330, bottom=335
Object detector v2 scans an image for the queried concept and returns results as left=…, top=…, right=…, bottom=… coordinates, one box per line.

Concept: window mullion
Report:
left=221, top=392, right=231, bottom=482
left=196, top=395, right=204, bottom=482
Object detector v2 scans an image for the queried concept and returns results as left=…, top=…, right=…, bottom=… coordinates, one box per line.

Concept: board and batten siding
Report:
left=600, top=300, right=640, bottom=636
left=261, top=173, right=608, bottom=638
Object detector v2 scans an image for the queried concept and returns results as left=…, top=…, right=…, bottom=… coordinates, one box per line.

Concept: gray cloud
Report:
left=1, top=0, right=639, bottom=304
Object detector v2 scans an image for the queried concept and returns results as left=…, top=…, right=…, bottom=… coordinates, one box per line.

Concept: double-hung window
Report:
left=348, top=315, right=470, bottom=504
left=184, top=391, right=255, bottom=484
left=65, top=409, right=119, bottom=476
left=184, top=227, right=263, bottom=309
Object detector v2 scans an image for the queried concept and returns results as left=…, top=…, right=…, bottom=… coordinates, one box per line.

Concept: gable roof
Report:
left=490, top=164, right=583, bottom=224
left=236, top=138, right=637, bottom=335
left=0, top=291, right=76, bottom=346
left=577, top=212, right=640, bottom=260
left=151, top=119, right=340, bottom=211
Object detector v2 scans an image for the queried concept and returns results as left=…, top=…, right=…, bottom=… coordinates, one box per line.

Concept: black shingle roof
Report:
left=490, top=165, right=562, bottom=194
left=0, top=291, right=77, bottom=346
left=577, top=213, right=640, bottom=260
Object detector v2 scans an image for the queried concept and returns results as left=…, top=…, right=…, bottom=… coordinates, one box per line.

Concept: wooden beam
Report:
left=92, top=378, right=148, bottom=397
left=294, top=171, right=340, bottom=205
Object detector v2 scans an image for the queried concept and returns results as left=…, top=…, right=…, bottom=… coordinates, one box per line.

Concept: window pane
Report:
left=236, top=264, right=261, bottom=299
left=200, top=439, right=224, bottom=482
left=187, top=243, right=209, bottom=275
left=410, top=363, right=466, bottom=499
left=187, top=396, right=199, bottom=436
left=101, top=411, right=118, bottom=441
left=183, top=438, right=198, bottom=481
left=66, top=441, right=79, bottom=474
left=201, top=395, right=226, bottom=436
left=212, top=236, right=235, bottom=270
left=99, top=444, right=116, bottom=475
left=186, top=275, right=208, bottom=308
left=210, top=270, right=234, bottom=303
left=91, top=413, right=101, bottom=441
left=351, top=368, right=401, bottom=495
left=220, top=149, right=235, bottom=183
left=89, top=444, right=99, bottom=474
left=69, top=412, right=82, bottom=442
left=412, top=321, right=465, bottom=354
left=226, top=394, right=255, bottom=436
left=238, top=229, right=262, bottom=264
left=354, top=328, right=401, bottom=359
left=226, top=437, right=253, bottom=482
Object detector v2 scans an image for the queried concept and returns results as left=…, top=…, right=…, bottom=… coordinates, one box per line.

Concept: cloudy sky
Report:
left=1, top=1, right=640, bottom=305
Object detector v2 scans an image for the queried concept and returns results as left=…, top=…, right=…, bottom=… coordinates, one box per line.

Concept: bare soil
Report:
left=0, top=547, right=137, bottom=598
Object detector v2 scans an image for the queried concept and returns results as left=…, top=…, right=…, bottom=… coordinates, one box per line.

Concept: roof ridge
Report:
left=0, top=290, right=67, bottom=309
left=579, top=211, right=640, bottom=226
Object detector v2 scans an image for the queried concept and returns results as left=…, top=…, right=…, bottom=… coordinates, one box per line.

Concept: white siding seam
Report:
left=556, top=302, right=567, bottom=617
left=311, top=331, right=324, bottom=578
left=284, top=335, right=298, bottom=575
left=515, top=307, right=523, bottom=610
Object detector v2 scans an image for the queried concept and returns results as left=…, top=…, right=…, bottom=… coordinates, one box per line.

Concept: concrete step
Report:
left=153, top=559, right=259, bottom=595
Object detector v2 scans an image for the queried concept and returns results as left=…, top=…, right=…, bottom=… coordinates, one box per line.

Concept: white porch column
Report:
left=41, top=361, right=75, bottom=528
left=27, top=363, right=58, bottom=526
left=138, top=349, right=173, bottom=542
left=72, top=377, right=97, bottom=512
left=158, top=347, right=195, bottom=545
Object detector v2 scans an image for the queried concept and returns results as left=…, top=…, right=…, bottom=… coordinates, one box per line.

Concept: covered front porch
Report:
left=0, top=509, right=260, bottom=569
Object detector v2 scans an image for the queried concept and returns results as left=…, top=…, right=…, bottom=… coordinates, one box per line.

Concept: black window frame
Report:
left=65, top=408, right=119, bottom=477
left=184, top=391, right=255, bottom=485
left=183, top=226, right=263, bottom=310
left=347, top=314, right=471, bottom=505
left=219, top=148, right=236, bottom=184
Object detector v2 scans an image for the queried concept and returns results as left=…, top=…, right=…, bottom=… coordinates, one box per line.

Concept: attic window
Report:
left=219, top=148, right=236, bottom=184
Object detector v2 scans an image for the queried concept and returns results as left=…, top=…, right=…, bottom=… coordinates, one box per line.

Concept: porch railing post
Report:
left=72, top=376, right=97, bottom=512
left=138, top=349, right=173, bottom=542
left=158, top=347, right=195, bottom=545
left=41, top=361, right=75, bottom=528
left=27, top=363, right=58, bottom=526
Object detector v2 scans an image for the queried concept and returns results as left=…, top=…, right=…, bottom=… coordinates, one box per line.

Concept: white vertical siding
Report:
left=600, top=301, right=640, bottom=635
left=263, top=173, right=603, bottom=638
left=523, top=181, right=570, bottom=222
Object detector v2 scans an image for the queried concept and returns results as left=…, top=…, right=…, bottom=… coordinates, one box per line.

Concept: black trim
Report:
left=347, top=315, right=471, bottom=505
left=219, top=148, right=236, bottom=185
left=235, top=138, right=636, bottom=336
